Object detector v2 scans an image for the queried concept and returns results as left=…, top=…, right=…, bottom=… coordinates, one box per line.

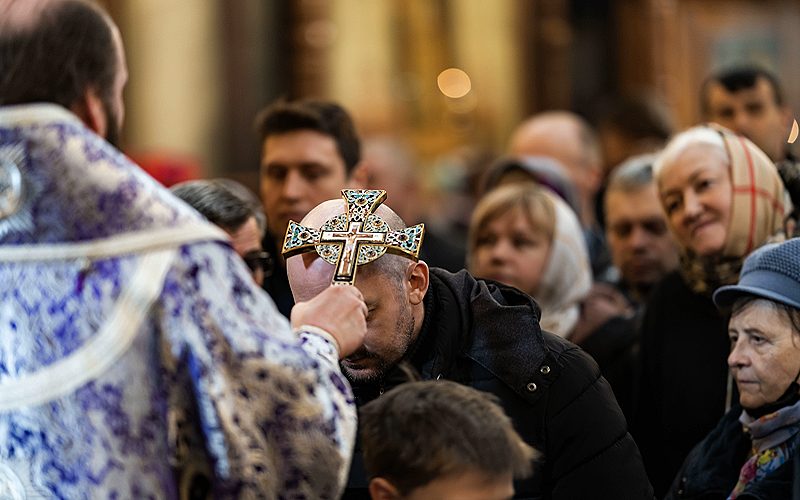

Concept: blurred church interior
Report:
left=101, top=0, right=800, bottom=214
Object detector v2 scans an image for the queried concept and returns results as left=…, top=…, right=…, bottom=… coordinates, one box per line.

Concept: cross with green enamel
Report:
left=281, top=189, right=425, bottom=285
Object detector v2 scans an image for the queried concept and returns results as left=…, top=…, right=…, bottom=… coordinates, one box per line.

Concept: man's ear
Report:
left=406, top=260, right=429, bottom=305
left=368, top=477, right=402, bottom=500
left=70, top=86, right=107, bottom=137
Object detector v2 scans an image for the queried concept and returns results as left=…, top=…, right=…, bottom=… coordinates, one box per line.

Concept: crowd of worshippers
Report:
left=3, top=1, right=800, bottom=499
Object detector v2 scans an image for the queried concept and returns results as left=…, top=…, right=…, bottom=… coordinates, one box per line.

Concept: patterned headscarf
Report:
left=656, top=125, right=789, bottom=295
left=536, top=190, right=593, bottom=337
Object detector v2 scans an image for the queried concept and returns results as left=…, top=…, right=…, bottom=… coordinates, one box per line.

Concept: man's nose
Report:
left=733, top=112, right=751, bottom=135
left=282, top=169, right=306, bottom=199
left=628, top=224, right=650, bottom=249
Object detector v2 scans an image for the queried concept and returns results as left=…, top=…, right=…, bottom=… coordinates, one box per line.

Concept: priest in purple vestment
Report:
left=0, top=1, right=367, bottom=498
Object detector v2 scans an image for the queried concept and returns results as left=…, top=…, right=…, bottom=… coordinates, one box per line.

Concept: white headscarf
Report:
left=536, top=190, right=593, bottom=337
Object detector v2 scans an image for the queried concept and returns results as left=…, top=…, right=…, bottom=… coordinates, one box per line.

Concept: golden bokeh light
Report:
left=437, top=68, right=472, bottom=99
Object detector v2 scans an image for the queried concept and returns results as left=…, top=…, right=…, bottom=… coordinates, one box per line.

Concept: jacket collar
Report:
left=414, top=269, right=552, bottom=402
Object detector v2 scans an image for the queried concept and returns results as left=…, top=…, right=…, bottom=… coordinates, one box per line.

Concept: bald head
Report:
left=288, top=199, right=411, bottom=302
left=509, top=111, right=602, bottom=226
left=302, top=199, right=407, bottom=231
left=510, top=111, right=599, bottom=156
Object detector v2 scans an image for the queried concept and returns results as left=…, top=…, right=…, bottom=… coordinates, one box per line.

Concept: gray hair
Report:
left=171, top=179, right=266, bottom=237
left=653, top=126, right=727, bottom=179
left=732, top=296, right=800, bottom=336
left=606, top=153, right=658, bottom=193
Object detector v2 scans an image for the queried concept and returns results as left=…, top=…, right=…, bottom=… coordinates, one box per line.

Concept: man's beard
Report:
left=341, top=302, right=416, bottom=385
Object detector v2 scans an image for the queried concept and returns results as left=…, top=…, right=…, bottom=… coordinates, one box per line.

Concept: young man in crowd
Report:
left=255, top=99, right=363, bottom=316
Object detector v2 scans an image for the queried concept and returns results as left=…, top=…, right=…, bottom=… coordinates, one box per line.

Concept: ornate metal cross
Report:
left=281, top=189, right=425, bottom=285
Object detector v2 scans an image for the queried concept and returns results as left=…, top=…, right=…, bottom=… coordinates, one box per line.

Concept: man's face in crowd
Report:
left=287, top=252, right=418, bottom=384
left=260, top=130, right=349, bottom=240
left=704, top=77, right=790, bottom=162
left=605, top=183, right=679, bottom=294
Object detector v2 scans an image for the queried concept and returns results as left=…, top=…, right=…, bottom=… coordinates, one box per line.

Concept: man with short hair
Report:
left=700, top=67, right=800, bottom=232
left=574, top=154, right=681, bottom=419
left=701, top=67, right=792, bottom=163
left=360, top=380, right=538, bottom=500
left=255, top=99, right=362, bottom=315
left=171, top=179, right=272, bottom=286
left=0, top=1, right=367, bottom=497
left=604, top=154, right=680, bottom=307
left=287, top=199, right=654, bottom=499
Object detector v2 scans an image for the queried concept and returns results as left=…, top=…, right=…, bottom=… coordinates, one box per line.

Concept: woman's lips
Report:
left=689, top=219, right=717, bottom=237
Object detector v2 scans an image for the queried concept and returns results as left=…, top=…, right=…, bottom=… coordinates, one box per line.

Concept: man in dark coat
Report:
left=287, top=199, right=654, bottom=499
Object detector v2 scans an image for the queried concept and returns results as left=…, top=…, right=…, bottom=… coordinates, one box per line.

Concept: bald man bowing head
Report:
left=286, top=197, right=653, bottom=499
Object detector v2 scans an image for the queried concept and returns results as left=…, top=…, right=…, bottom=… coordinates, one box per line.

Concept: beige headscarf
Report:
left=655, top=124, right=789, bottom=295
left=536, top=190, right=593, bottom=337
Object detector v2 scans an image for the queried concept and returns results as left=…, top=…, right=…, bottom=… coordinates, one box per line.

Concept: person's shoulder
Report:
left=539, top=331, right=628, bottom=420
left=431, top=267, right=542, bottom=312
left=543, top=332, right=602, bottom=386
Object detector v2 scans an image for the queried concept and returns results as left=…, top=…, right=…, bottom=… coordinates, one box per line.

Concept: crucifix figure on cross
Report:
left=281, top=189, right=425, bottom=286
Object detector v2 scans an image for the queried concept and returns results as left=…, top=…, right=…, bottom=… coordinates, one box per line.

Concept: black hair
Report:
left=0, top=0, right=118, bottom=108
left=701, top=67, right=785, bottom=115
left=254, top=99, right=361, bottom=173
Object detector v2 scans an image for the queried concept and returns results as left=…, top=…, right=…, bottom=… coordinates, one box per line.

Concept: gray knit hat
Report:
left=713, top=238, right=800, bottom=309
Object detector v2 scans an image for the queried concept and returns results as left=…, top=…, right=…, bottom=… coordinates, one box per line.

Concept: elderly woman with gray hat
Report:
left=666, top=238, right=800, bottom=499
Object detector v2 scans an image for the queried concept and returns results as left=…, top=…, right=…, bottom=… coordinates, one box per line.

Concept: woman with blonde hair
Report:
left=468, top=183, right=592, bottom=338
left=635, top=124, right=790, bottom=496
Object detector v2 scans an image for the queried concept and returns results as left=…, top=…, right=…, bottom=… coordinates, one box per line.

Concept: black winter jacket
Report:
left=665, top=405, right=800, bottom=499
left=343, top=269, right=653, bottom=499
left=633, top=271, right=731, bottom=498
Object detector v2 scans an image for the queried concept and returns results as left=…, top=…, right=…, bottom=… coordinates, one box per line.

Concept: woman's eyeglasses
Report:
left=242, top=251, right=274, bottom=278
